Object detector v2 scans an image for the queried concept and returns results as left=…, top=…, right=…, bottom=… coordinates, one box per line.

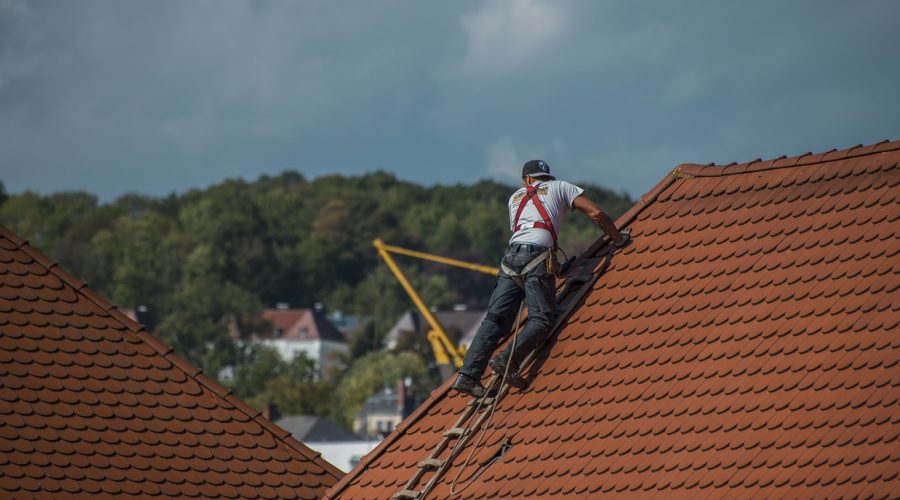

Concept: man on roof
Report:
left=451, top=159, right=630, bottom=398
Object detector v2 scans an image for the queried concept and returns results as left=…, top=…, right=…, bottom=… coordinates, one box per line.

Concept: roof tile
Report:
left=327, top=139, right=900, bottom=498
left=0, top=226, right=343, bottom=497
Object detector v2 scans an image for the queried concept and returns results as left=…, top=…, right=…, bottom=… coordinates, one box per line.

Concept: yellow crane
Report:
left=373, top=239, right=498, bottom=378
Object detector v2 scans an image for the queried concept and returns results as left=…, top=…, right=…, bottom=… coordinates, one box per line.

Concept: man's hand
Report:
left=613, top=227, right=631, bottom=248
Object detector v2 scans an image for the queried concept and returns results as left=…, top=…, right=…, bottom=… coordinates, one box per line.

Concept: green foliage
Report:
left=97, top=211, right=185, bottom=309
left=0, top=190, right=111, bottom=282
left=246, top=354, right=335, bottom=416
left=229, top=344, right=289, bottom=400
left=228, top=346, right=335, bottom=416
left=155, top=244, right=265, bottom=373
left=329, top=350, right=431, bottom=428
left=0, top=171, right=633, bottom=427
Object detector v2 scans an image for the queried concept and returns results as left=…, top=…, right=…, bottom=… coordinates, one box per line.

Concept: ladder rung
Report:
left=443, top=427, right=468, bottom=438
left=469, top=396, right=494, bottom=406
left=394, top=490, right=420, bottom=500
left=418, top=458, right=445, bottom=469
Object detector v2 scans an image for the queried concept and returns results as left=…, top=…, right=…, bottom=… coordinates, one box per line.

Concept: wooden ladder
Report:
left=393, top=372, right=511, bottom=500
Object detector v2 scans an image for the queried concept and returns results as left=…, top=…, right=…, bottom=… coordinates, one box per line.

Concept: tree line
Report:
left=0, top=173, right=632, bottom=427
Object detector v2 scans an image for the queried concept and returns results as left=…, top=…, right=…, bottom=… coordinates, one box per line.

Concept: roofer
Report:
left=451, top=160, right=630, bottom=398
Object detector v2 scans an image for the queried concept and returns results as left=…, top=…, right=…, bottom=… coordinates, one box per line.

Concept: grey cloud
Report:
left=1, top=0, right=898, bottom=201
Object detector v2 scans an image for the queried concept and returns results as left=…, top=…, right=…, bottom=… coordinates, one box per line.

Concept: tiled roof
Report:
left=327, top=140, right=900, bottom=498
left=261, top=308, right=345, bottom=343
left=0, top=226, right=344, bottom=498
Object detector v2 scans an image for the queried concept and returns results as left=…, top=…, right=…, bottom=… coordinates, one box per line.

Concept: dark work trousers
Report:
left=459, top=243, right=557, bottom=380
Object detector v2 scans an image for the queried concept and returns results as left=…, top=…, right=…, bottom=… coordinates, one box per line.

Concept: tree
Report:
left=246, top=352, right=334, bottom=416
left=229, top=344, right=288, bottom=400
left=178, top=180, right=276, bottom=296
left=0, top=172, right=634, bottom=408
left=95, top=211, right=185, bottom=310
left=330, top=350, right=431, bottom=428
left=154, top=244, right=263, bottom=375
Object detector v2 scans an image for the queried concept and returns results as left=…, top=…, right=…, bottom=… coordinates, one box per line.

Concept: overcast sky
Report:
left=1, top=0, right=898, bottom=201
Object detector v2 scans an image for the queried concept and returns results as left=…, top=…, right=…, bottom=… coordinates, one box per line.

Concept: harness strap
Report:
left=513, top=183, right=558, bottom=249
left=500, top=249, right=550, bottom=289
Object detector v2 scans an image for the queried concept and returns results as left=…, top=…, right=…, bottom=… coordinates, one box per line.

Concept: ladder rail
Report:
left=393, top=378, right=496, bottom=497
left=420, top=377, right=510, bottom=498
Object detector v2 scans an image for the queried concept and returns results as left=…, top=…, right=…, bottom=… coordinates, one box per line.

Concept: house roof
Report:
left=326, top=140, right=900, bottom=498
left=276, top=416, right=362, bottom=443
left=385, top=310, right=485, bottom=349
left=0, top=226, right=344, bottom=498
left=261, top=308, right=345, bottom=343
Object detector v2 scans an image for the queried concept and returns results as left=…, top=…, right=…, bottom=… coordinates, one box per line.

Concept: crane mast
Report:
left=373, top=239, right=498, bottom=379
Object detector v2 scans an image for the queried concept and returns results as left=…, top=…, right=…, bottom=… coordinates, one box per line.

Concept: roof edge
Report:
left=283, top=435, right=347, bottom=479
left=678, top=139, right=899, bottom=178
left=0, top=224, right=344, bottom=484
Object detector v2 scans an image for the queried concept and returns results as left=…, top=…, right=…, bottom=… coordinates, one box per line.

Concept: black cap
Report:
left=522, top=160, right=554, bottom=180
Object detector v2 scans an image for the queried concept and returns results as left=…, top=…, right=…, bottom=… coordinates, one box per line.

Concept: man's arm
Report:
left=572, top=194, right=627, bottom=246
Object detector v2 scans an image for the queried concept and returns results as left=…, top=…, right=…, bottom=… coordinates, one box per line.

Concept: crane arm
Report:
left=373, top=239, right=495, bottom=370
left=376, top=241, right=498, bottom=276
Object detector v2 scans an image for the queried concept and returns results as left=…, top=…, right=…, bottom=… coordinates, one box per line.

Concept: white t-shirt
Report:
left=507, top=179, right=584, bottom=247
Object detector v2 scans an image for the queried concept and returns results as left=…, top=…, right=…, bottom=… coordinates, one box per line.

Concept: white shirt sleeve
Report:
left=557, top=181, right=585, bottom=211
left=508, top=192, right=518, bottom=231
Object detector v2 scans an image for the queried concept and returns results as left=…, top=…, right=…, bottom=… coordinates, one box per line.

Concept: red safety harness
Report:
left=512, top=182, right=557, bottom=250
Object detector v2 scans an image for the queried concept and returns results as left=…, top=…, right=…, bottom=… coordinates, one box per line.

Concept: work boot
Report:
left=451, top=373, right=486, bottom=399
left=489, top=351, right=528, bottom=389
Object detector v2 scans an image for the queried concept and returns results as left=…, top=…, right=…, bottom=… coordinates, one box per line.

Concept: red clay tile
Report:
left=327, top=139, right=900, bottom=499
left=0, top=225, right=343, bottom=497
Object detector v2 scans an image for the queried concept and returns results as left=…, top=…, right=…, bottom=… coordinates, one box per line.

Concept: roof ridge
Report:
left=0, top=224, right=344, bottom=482
left=677, top=138, right=899, bottom=178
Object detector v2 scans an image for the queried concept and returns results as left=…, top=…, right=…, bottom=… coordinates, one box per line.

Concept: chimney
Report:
left=396, top=379, right=405, bottom=414
left=262, top=401, right=280, bottom=422
left=399, top=377, right=414, bottom=417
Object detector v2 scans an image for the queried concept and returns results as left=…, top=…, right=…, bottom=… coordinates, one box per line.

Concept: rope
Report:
left=447, top=302, right=524, bottom=496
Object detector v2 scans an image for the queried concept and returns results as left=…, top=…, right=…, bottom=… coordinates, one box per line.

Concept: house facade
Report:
left=257, top=307, right=349, bottom=377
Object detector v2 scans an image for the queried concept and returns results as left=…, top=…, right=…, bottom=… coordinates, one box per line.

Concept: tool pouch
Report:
left=546, top=253, right=559, bottom=276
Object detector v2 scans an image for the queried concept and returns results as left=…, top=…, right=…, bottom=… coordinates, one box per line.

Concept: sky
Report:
left=1, top=0, right=898, bottom=202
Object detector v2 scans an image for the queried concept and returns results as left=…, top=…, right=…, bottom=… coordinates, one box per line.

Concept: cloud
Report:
left=0, top=1, right=470, bottom=198
left=485, top=136, right=568, bottom=182
left=1, top=1, right=898, bottom=202
left=486, top=137, right=520, bottom=180
left=457, top=0, right=569, bottom=77
left=0, top=0, right=27, bottom=13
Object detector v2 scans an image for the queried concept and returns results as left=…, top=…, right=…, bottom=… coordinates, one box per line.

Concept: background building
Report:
left=254, top=306, right=349, bottom=377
